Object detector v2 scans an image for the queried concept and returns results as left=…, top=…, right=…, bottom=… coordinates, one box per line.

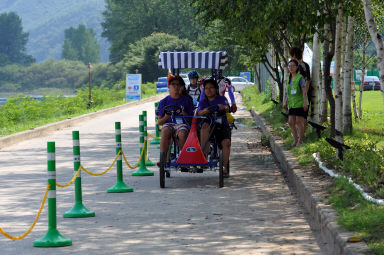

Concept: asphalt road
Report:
left=0, top=94, right=323, bottom=254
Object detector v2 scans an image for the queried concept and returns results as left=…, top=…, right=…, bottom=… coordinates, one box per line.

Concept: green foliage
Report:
left=62, top=24, right=100, bottom=64
left=117, top=33, right=197, bottom=83
left=196, top=20, right=249, bottom=72
left=0, top=59, right=123, bottom=93
left=328, top=177, right=384, bottom=254
left=141, top=82, right=156, bottom=98
left=0, top=12, right=34, bottom=66
left=342, top=138, right=384, bottom=194
left=261, top=134, right=270, bottom=147
left=102, top=0, right=200, bottom=63
left=243, top=86, right=384, bottom=197
left=354, top=49, right=378, bottom=70
left=243, top=86, right=384, bottom=253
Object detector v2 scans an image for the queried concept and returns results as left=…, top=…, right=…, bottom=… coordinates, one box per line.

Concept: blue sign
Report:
left=126, top=74, right=141, bottom=101
left=240, top=72, right=251, bottom=82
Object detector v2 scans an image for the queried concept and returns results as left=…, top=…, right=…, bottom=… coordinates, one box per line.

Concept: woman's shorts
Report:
left=288, top=107, right=306, bottom=118
left=162, top=123, right=189, bottom=137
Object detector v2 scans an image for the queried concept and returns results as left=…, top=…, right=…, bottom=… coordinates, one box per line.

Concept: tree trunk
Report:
left=262, top=49, right=284, bottom=102
left=283, top=42, right=289, bottom=106
left=334, top=5, right=344, bottom=142
left=275, top=50, right=284, bottom=102
left=363, top=0, right=384, bottom=105
left=321, top=23, right=330, bottom=123
left=320, top=57, right=327, bottom=123
left=352, top=67, right=358, bottom=120
left=343, top=16, right=354, bottom=134
left=323, top=22, right=336, bottom=137
left=358, top=39, right=368, bottom=118
left=255, top=64, right=262, bottom=93
left=311, top=32, right=321, bottom=123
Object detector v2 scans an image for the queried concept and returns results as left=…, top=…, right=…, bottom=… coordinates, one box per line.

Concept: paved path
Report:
left=0, top=95, right=322, bottom=254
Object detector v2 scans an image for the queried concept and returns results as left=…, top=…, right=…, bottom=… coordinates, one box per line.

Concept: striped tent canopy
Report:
left=158, top=51, right=228, bottom=70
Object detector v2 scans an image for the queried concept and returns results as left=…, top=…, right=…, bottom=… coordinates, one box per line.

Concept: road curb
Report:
left=250, top=110, right=372, bottom=255
left=0, top=94, right=165, bottom=149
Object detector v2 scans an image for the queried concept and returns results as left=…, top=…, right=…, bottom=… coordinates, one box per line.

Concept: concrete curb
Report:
left=250, top=110, right=373, bottom=255
left=0, top=94, right=165, bottom=149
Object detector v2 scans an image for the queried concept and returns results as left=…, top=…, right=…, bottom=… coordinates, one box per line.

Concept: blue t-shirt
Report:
left=157, top=95, right=194, bottom=124
left=198, top=95, right=230, bottom=126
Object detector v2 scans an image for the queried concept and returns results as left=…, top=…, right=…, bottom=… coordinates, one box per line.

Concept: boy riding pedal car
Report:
left=186, top=70, right=201, bottom=108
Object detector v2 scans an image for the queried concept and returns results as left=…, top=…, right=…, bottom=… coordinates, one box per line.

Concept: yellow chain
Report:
left=147, top=132, right=161, bottom=140
left=0, top=184, right=50, bottom=240
left=81, top=151, right=121, bottom=176
left=121, top=139, right=146, bottom=169
left=56, top=167, right=81, bottom=188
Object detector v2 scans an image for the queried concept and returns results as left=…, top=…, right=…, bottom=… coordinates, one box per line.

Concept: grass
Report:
left=354, top=90, right=384, bottom=147
left=0, top=82, right=158, bottom=137
left=242, top=86, right=384, bottom=254
left=328, top=177, right=384, bottom=254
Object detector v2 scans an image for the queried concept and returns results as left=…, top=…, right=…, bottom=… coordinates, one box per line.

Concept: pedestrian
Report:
left=289, top=46, right=311, bottom=121
left=283, top=59, right=308, bottom=146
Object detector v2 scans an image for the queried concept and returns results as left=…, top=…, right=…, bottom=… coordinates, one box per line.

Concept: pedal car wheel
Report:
left=160, top=154, right=166, bottom=188
left=166, top=170, right=171, bottom=178
left=219, top=150, right=224, bottom=188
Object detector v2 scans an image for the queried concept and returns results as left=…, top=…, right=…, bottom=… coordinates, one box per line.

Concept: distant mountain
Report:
left=1, top=0, right=110, bottom=62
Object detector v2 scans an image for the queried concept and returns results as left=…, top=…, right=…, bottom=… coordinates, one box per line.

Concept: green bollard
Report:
left=143, top=111, right=156, bottom=166
left=63, top=131, right=95, bottom=218
left=132, top=115, right=154, bottom=176
left=108, top=122, right=134, bottom=193
left=34, top=142, right=72, bottom=247
left=151, top=102, right=161, bottom=145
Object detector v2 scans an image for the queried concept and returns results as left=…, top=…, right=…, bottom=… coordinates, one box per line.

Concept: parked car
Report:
left=363, top=76, right=380, bottom=91
left=156, top=77, right=169, bottom=93
left=227, top=76, right=254, bottom=92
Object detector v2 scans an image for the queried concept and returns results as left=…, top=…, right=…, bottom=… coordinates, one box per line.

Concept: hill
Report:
left=1, top=0, right=109, bottom=62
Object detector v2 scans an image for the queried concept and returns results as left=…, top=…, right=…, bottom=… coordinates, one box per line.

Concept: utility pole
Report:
left=88, top=62, right=93, bottom=108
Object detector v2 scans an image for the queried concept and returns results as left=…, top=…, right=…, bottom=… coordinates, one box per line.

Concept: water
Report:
left=235, top=117, right=256, bottom=127
left=0, top=95, right=76, bottom=105
left=252, top=154, right=275, bottom=165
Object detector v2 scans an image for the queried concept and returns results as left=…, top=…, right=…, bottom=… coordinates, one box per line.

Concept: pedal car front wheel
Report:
left=219, top=150, right=224, bottom=188
left=159, top=153, right=166, bottom=188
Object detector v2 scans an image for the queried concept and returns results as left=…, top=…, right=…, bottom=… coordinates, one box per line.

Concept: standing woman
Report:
left=283, top=59, right=308, bottom=146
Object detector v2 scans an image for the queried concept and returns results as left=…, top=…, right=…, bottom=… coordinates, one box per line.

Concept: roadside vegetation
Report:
left=0, top=82, right=156, bottom=137
left=242, top=86, right=384, bottom=254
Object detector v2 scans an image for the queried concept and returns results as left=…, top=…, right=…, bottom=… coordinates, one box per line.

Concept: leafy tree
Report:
left=118, top=33, right=197, bottom=82
left=362, top=0, right=384, bottom=105
left=0, top=12, right=34, bottom=66
left=62, top=24, right=100, bottom=64
left=196, top=20, right=248, bottom=73
left=191, top=0, right=366, bottom=137
left=101, top=0, right=200, bottom=63
left=0, top=59, right=124, bottom=93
